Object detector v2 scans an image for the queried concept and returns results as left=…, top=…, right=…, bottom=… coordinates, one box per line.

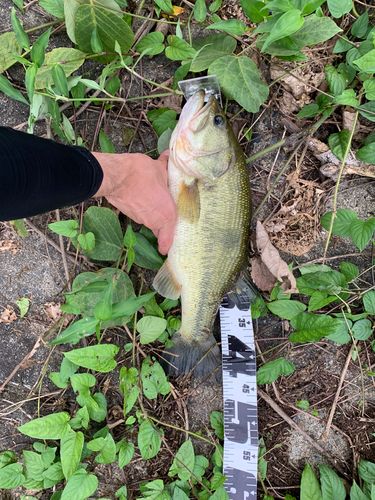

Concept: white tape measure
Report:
left=220, top=295, right=258, bottom=500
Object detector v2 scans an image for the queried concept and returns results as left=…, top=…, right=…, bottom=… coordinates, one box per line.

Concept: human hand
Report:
left=92, top=151, right=177, bottom=255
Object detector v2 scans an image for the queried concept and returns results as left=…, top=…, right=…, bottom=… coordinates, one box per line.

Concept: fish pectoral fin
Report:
left=177, top=180, right=200, bottom=224
left=152, top=259, right=182, bottom=300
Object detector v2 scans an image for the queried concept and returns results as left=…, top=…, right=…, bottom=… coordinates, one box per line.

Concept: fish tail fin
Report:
left=161, top=332, right=222, bottom=381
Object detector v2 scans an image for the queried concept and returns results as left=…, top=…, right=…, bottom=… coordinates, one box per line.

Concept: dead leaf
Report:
left=0, top=239, right=21, bottom=255
left=122, top=126, right=135, bottom=146
left=255, top=221, right=298, bottom=294
left=250, top=256, right=276, bottom=292
left=0, top=306, right=17, bottom=325
left=158, top=93, right=183, bottom=114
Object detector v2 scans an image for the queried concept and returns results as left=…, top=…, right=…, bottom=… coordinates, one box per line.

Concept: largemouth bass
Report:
left=153, top=90, right=251, bottom=377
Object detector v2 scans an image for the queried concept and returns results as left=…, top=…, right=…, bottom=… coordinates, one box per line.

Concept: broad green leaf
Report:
left=291, top=14, right=341, bottom=48
left=124, top=224, right=136, bottom=248
left=173, top=62, right=190, bottom=89
left=0, top=74, right=28, bottom=105
left=49, top=357, right=79, bottom=389
left=299, top=264, right=332, bottom=275
left=363, top=290, right=375, bottom=315
left=139, top=479, right=169, bottom=500
left=78, top=232, right=95, bottom=251
left=158, top=128, right=173, bottom=155
left=99, top=130, right=115, bottom=153
left=0, top=463, right=24, bottom=489
left=69, top=405, right=90, bottom=429
left=16, top=297, right=29, bottom=318
left=111, top=292, right=155, bottom=321
left=90, top=25, right=103, bottom=54
left=30, top=28, right=51, bottom=67
left=40, top=0, right=64, bottom=18
left=64, top=344, right=119, bottom=372
left=208, top=56, right=269, bottom=113
left=209, top=0, right=222, bottom=13
left=60, top=469, right=98, bottom=500
left=35, top=48, right=86, bottom=89
left=152, top=110, right=178, bottom=136
left=49, top=316, right=99, bottom=345
left=135, top=32, right=165, bottom=56
left=308, top=291, right=336, bottom=312
left=351, top=11, right=369, bottom=39
left=91, top=433, right=116, bottom=463
left=290, top=313, right=343, bottom=342
left=296, top=400, right=309, bottom=409
left=332, top=89, right=358, bottom=106
left=70, top=373, right=96, bottom=393
left=328, top=130, right=351, bottom=161
left=11, top=0, right=24, bottom=12
left=75, top=5, right=134, bottom=55
left=148, top=107, right=169, bottom=121
left=18, top=412, right=71, bottom=439
left=211, top=486, right=230, bottom=500
left=210, top=411, right=224, bottom=439
left=48, top=219, right=78, bottom=237
left=327, top=0, right=353, bottom=18
left=138, top=421, right=163, bottom=459
left=318, top=464, right=345, bottom=500
left=168, top=439, right=195, bottom=481
left=239, top=0, right=268, bottom=22
left=320, top=209, right=357, bottom=237
left=358, top=460, right=375, bottom=483
left=363, top=80, right=375, bottom=101
left=119, top=366, right=140, bottom=415
left=349, top=218, right=375, bottom=251
left=206, top=19, right=246, bottom=36
left=352, top=319, right=372, bottom=340
left=61, top=431, right=84, bottom=480
left=137, top=316, right=167, bottom=344
left=87, top=392, right=107, bottom=422
left=160, top=298, right=179, bottom=311
left=81, top=206, right=123, bottom=261
left=25, top=64, right=37, bottom=103
left=154, top=0, right=174, bottom=13
left=134, top=233, right=164, bottom=270
left=211, top=472, right=226, bottom=490
left=350, top=481, right=368, bottom=500
left=325, top=65, right=346, bottom=96
left=266, top=300, right=306, bottom=319
left=358, top=102, right=375, bottom=122
left=262, top=10, right=304, bottom=52
left=166, top=35, right=196, bottom=61
left=118, top=441, right=134, bottom=468
left=300, top=463, right=322, bottom=500
left=297, top=104, right=320, bottom=119
left=0, top=451, right=16, bottom=469
left=94, top=281, right=113, bottom=322
left=190, top=34, right=236, bottom=72
left=357, top=143, right=375, bottom=165
left=339, top=262, right=359, bottom=281
left=257, top=357, right=295, bottom=384
left=11, top=7, right=29, bottom=50
left=0, top=32, right=22, bottom=72
left=194, top=0, right=207, bottom=22
left=353, top=49, right=375, bottom=73
left=141, top=356, right=171, bottom=399
left=333, top=36, right=353, bottom=53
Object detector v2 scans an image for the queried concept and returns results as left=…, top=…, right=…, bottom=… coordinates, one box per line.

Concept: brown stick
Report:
left=320, top=342, right=357, bottom=442
left=258, top=388, right=348, bottom=478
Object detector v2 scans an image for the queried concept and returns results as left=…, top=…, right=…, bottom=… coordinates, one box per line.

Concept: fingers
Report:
left=157, top=220, right=175, bottom=255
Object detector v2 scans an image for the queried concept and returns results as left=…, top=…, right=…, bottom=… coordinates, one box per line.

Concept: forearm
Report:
left=0, top=127, right=103, bottom=221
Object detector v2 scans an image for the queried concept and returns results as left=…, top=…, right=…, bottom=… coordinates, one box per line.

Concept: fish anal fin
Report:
left=226, top=267, right=261, bottom=311
left=153, top=259, right=181, bottom=300
left=177, top=180, right=200, bottom=224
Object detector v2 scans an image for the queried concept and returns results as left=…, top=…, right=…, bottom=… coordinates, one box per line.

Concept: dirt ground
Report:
left=1, top=0, right=375, bottom=499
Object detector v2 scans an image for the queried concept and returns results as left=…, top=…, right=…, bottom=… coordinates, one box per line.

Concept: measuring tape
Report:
left=220, top=295, right=258, bottom=500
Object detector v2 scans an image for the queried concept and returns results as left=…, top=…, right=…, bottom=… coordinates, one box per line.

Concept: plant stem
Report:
left=38, top=92, right=177, bottom=103
left=148, top=416, right=216, bottom=445
left=25, top=19, right=64, bottom=34
left=126, top=11, right=179, bottom=24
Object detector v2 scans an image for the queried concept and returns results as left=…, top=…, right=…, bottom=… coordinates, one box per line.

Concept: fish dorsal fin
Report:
left=177, top=180, right=200, bottom=224
left=153, top=259, right=182, bottom=300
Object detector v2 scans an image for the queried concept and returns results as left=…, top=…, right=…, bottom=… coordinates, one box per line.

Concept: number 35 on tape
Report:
left=220, top=295, right=258, bottom=500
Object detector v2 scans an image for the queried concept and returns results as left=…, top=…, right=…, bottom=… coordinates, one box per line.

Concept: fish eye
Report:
left=213, top=115, right=224, bottom=127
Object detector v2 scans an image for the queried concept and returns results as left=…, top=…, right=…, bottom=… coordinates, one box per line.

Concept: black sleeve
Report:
left=0, top=127, right=104, bottom=221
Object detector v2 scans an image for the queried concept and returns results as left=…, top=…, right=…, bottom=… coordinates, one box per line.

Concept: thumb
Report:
left=157, top=219, right=175, bottom=255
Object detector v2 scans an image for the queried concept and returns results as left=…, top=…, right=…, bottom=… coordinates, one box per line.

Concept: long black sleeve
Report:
left=0, top=127, right=103, bottom=221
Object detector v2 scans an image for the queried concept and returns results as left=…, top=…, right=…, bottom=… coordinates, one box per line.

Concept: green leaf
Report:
left=0, top=32, right=23, bottom=72
left=158, top=128, right=173, bottom=155
left=308, top=291, right=336, bottom=312
left=358, top=102, right=375, bottom=122
left=332, top=88, right=358, bottom=106
left=349, top=218, right=375, bottom=251
left=90, top=26, right=103, bottom=54
left=297, top=104, right=320, bottom=119
left=206, top=19, right=246, bottom=36
left=351, top=11, right=369, bottom=39
left=194, top=0, right=207, bottom=22
left=123, top=225, right=136, bottom=249
left=119, top=366, right=139, bottom=415
left=166, top=35, right=196, bottom=60
left=358, top=460, right=375, bottom=483
left=208, top=56, right=269, bottom=113
left=333, top=35, right=353, bottom=53
left=210, top=411, right=224, bottom=439
left=30, top=28, right=51, bottom=68
left=80, top=206, right=123, bottom=261
left=138, top=421, right=163, bottom=459
left=340, top=262, right=359, bottom=281
left=363, top=290, right=375, bottom=315
left=11, top=7, right=29, bottom=50
left=266, top=300, right=306, bottom=319
left=290, top=313, right=343, bottom=342
left=262, top=10, right=304, bottom=52
left=300, top=463, right=322, bottom=500
left=94, top=281, right=114, bottom=322
left=90, top=433, right=116, bottom=463
left=111, top=292, right=155, bottom=321
left=354, top=49, right=375, bottom=74
left=319, top=465, right=346, bottom=500
left=140, top=479, right=170, bottom=500
left=350, top=481, right=368, bottom=500
left=25, top=64, right=37, bottom=103
left=211, top=486, right=229, bottom=500
left=69, top=406, right=90, bottom=430
left=36, top=48, right=86, bottom=89
left=327, top=0, right=352, bottom=18
left=134, top=233, right=164, bottom=270
left=0, top=74, right=28, bottom=105
left=190, top=34, right=236, bottom=72
left=325, top=65, right=347, bottom=96
left=209, top=0, right=222, bottom=13
left=257, top=357, right=295, bottom=384
left=291, top=13, right=341, bottom=47
left=64, top=344, right=119, bottom=372
left=320, top=209, right=357, bottom=237
left=357, top=143, right=375, bottom=165
left=0, top=463, right=24, bottom=489
left=352, top=319, right=372, bottom=340
left=153, top=109, right=178, bottom=136
left=61, top=431, right=84, bottom=481
left=239, top=0, right=268, bottom=22
left=49, top=316, right=99, bottom=345
left=98, top=130, right=115, bottom=153
left=60, top=469, right=98, bottom=500
left=48, top=219, right=78, bottom=237
left=78, top=232, right=95, bottom=251
left=75, top=5, right=134, bottom=55
left=135, top=32, right=165, bottom=56
left=296, top=399, right=310, bottom=410
left=141, top=356, right=171, bottom=399
left=363, top=80, right=375, bottom=100
left=0, top=451, right=16, bottom=469
left=154, top=0, right=174, bottom=13
left=40, top=0, right=64, bottom=18
left=11, top=0, right=24, bottom=12
left=168, top=439, right=195, bottom=481
left=118, top=441, right=134, bottom=468
left=18, top=412, right=71, bottom=439
left=88, top=392, right=107, bottom=422
left=160, top=298, right=179, bottom=311
left=328, top=130, right=351, bottom=161
left=137, top=316, right=167, bottom=344
left=16, top=297, right=29, bottom=318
